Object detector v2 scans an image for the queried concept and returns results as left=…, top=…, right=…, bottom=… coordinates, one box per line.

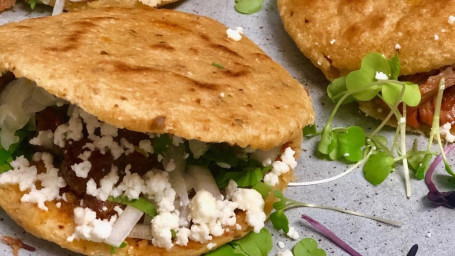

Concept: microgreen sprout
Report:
left=296, top=52, right=453, bottom=198
left=270, top=191, right=403, bottom=235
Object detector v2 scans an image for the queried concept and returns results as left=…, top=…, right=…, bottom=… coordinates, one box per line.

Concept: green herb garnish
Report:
left=205, top=228, right=272, bottom=256
left=212, top=62, right=225, bottom=69
left=305, top=52, right=441, bottom=197
left=234, top=0, right=263, bottom=14
left=107, top=196, right=157, bottom=218
left=293, top=238, right=327, bottom=256
left=270, top=190, right=403, bottom=234
left=110, top=241, right=127, bottom=254
left=26, top=0, right=38, bottom=9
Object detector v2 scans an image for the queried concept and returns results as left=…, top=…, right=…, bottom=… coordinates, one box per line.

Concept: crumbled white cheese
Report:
left=226, top=27, right=243, bottom=41
left=399, top=117, right=406, bottom=125
left=139, top=140, right=154, bottom=154
left=278, top=241, right=285, bottom=249
left=67, top=207, right=115, bottom=243
left=229, top=185, right=265, bottom=233
left=220, top=92, right=225, bottom=98
left=236, top=223, right=242, bottom=230
left=115, top=168, right=145, bottom=200
left=278, top=250, right=294, bottom=256
left=1, top=153, right=66, bottom=211
left=188, top=190, right=238, bottom=243
left=440, top=123, right=455, bottom=142
left=29, top=130, right=54, bottom=148
left=0, top=156, right=37, bottom=191
left=143, top=171, right=176, bottom=214
left=287, top=226, right=300, bottom=240
left=100, top=123, right=118, bottom=137
left=151, top=211, right=180, bottom=250
left=207, top=243, right=217, bottom=250
left=175, top=227, right=191, bottom=246
left=71, top=161, right=92, bottom=178
left=449, top=15, right=455, bottom=25
left=56, top=202, right=62, bottom=208
left=86, top=166, right=120, bottom=201
left=395, top=43, right=401, bottom=50
left=434, top=34, right=439, bottom=41
left=330, top=39, right=336, bottom=44
left=165, top=159, right=176, bottom=172
left=264, top=172, right=279, bottom=186
left=281, top=147, right=297, bottom=169
left=375, top=71, right=388, bottom=80
left=426, top=232, right=432, bottom=238
left=114, top=205, right=123, bottom=215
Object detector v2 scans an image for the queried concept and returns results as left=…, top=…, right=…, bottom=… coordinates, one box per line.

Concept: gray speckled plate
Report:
left=1, top=1, right=454, bottom=256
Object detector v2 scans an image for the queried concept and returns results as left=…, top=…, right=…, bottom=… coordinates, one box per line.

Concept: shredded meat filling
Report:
left=31, top=106, right=163, bottom=218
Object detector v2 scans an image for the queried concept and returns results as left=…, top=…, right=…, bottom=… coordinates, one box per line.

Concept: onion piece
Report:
left=302, top=214, right=363, bottom=256
left=52, top=0, right=65, bottom=16
left=251, top=146, right=281, bottom=165
left=105, top=206, right=143, bottom=247
left=425, top=144, right=455, bottom=208
left=188, top=140, right=208, bottom=159
left=127, top=224, right=152, bottom=240
left=187, top=165, right=222, bottom=199
left=165, top=144, right=189, bottom=226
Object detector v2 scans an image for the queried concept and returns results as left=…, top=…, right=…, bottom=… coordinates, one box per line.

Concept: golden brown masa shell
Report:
left=40, top=0, right=179, bottom=10
left=0, top=143, right=297, bottom=256
left=0, top=8, right=314, bottom=150
left=278, top=0, right=455, bottom=81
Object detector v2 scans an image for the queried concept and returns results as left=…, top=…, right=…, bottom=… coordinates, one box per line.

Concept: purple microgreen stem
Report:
left=425, top=143, right=455, bottom=208
left=301, top=214, right=363, bottom=256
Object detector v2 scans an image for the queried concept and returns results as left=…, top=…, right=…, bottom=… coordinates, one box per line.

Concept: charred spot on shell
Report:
left=189, top=47, right=199, bottom=54
left=149, top=115, right=166, bottom=130
left=120, top=96, right=128, bottom=101
left=193, top=81, right=219, bottom=90
left=151, top=20, right=191, bottom=32
left=223, top=69, right=250, bottom=77
left=210, top=44, right=243, bottom=58
left=100, top=50, right=109, bottom=55
left=150, top=42, right=175, bottom=51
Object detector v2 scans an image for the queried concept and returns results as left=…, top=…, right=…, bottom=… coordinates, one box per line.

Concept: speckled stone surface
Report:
left=1, top=1, right=454, bottom=256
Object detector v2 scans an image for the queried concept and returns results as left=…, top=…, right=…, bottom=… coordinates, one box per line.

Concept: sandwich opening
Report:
left=0, top=73, right=298, bottom=251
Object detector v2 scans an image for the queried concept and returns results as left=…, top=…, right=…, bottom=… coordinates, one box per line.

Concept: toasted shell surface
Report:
left=0, top=143, right=297, bottom=256
left=40, top=0, right=179, bottom=11
left=0, top=8, right=314, bottom=150
left=278, top=0, right=455, bottom=80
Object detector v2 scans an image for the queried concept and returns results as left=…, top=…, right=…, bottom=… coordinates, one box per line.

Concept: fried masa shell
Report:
left=0, top=137, right=301, bottom=256
left=39, top=0, right=179, bottom=10
left=0, top=8, right=314, bottom=150
left=278, top=0, right=455, bottom=81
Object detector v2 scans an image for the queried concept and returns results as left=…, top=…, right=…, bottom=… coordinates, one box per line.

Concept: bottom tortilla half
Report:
left=0, top=137, right=302, bottom=256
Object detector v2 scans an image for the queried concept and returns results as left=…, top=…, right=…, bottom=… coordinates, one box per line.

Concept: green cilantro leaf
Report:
left=293, top=238, right=327, bottom=256
left=327, top=76, right=355, bottom=104
left=234, top=0, right=263, bottom=14
left=303, top=124, right=319, bottom=136
left=363, top=151, right=395, bottom=185
left=272, top=190, right=288, bottom=210
left=27, top=0, right=37, bottom=9
left=387, top=53, right=400, bottom=80
left=205, top=228, right=272, bottom=256
left=336, top=126, right=365, bottom=162
left=108, top=196, right=157, bottom=218
left=270, top=210, right=289, bottom=233
left=382, top=82, right=420, bottom=107
left=153, top=134, right=171, bottom=156
left=252, top=182, right=272, bottom=199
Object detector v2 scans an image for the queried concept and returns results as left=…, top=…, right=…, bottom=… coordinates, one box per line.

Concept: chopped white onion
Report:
left=187, top=165, right=222, bottom=200
left=165, top=144, right=189, bottom=226
left=105, top=206, right=143, bottom=247
left=52, top=0, right=65, bottom=16
left=127, top=224, right=152, bottom=240
left=188, top=140, right=209, bottom=159
left=0, top=78, right=60, bottom=149
left=251, top=146, right=281, bottom=165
